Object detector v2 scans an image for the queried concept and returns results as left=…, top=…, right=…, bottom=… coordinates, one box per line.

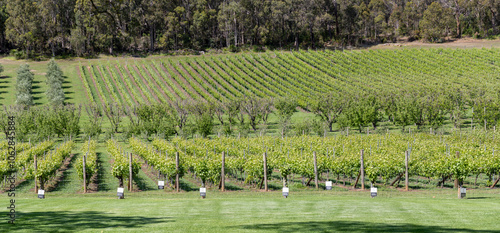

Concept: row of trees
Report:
left=62, top=85, right=500, bottom=139
left=1, top=0, right=500, bottom=57
left=7, top=85, right=500, bottom=140
left=0, top=105, right=81, bottom=141
left=312, top=86, right=500, bottom=133
left=14, top=59, right=65, bottom=106
left=84, top=97, right=281, bottom=139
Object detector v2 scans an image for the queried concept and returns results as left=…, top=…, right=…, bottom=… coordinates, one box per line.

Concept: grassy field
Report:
left=1, top=190, right=500, bottom=232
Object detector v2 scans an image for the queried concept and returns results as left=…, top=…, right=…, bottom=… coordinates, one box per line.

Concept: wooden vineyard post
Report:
left=454, top=151, right=460, bottom=189
left=263, top=151, right=268, bottom=191
left=34, top=153, right=37, bottom=193
left=129, top=153, right=133, bottom=192
left=405, top=151, right=409, bottom=191
left=484, top=106, right=486, bottom=131
left=83, top=152, right=87, bottom=193
left=221, top=151, right=225, bottom=192
left=471, top=107, right=474, bottom=131
left=314, top=151, right=318, bottom=189
left=361, top=149, right=365, bottom=190
left=176, top=152, right=179, bottom=192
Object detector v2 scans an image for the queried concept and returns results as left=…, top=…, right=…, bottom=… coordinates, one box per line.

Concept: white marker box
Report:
left=370, top=187, right=377, bottom=198
left=38, top=189, right=45, bottom=199
left=158, top=181, right=165, bottom=190
left=282, top=187, right=289, bottom=198
left=117, top=187, right=124, bottom=199
left=460, top=188, right=466, bottom=198
left=200, top=188, right=206, bottom=198
left=325, top=181, right=332, bottom=190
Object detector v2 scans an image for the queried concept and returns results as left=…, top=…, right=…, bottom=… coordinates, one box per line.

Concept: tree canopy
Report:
left=0, top=0, right=498, bottom=58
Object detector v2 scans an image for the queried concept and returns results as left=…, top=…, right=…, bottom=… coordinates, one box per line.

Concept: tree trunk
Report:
left=390, top=173, right=403, bottom=186
left=334, top=1, right=340, bottom=37
left=310, top=24, right=314, bottom=48
left=295, top=33, right=299, bottom=50
left=118, top=177, right=124, bottom=188
left=491, top=174, right=500, bottom=188
left=306, top=177, right=313, bottom=186
left=150, top=24, right=155, bottom=52
left=491, top=9, right=497, bottom=34
left=39, top=178, right=45, bottom=190
left=234, top=12, right=237, bottom=47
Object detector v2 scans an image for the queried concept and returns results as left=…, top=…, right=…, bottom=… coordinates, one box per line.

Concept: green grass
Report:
left=1, top=190, right=500, bottom=232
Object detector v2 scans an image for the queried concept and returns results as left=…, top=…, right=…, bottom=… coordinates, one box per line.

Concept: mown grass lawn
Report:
left=1, top=190, right=500, bottom=232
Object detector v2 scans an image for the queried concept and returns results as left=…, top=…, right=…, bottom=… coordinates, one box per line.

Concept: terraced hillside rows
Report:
left=78, top=48, right=500, bottom=108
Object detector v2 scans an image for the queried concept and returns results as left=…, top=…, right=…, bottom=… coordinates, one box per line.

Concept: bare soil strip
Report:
left=86, top=66, right=106, bottom=104
left=95, top=65, right=120, bottom=103
left=161, top=62, right=203, bottom=99
left=76, top=66, right=93, bottom=102
left=149, top=64, right=189, bottom=100
left=191, top=61, right=235, bottom=99
left=118, top=64, right=150, bottom=104
left=130, top=65, right=160, bottom=102
left=140, top=64, right=175, bottom=103
left=106, top=66, right=138, bottom=105
left=177, top=62, right=215, bottom=99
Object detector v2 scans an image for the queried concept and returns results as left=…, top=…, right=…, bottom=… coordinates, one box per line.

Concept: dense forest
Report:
left=0, top=0, right=499, bottom=57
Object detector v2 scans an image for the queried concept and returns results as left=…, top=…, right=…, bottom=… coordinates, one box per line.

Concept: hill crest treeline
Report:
left=0, top=0, right=498, bottom=57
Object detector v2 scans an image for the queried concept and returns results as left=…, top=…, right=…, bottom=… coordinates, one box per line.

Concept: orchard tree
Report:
left=274, top=97, right=297, bottom=136
left=362, top=93, right=383, bottom=130
left=130, top=103, right=176, bottom=137
left=341, top=93, right=381, bottom=133
left=52, top=104, right=82, bottom=138
left=171, top=99, right=190, bottom=133
left=423, top=91, right=447, bottom=130
left=310, top=92, right=349, bottom=132
left=215, top=99, right=240, bottom=136
left=188, top=99, right=215, bottom=138
left=240, top=96, right=272, bottom=132
left=407, top=92, right=425, bottom=129
left=473, top=94, right=499, bottom=130
left=84, top=103, right=103, bottom=138
left=260, top=98, right=273, bottom=125
left=103, top=102, right=124, bottom=133
left=445, top=87, right=467, bottom=129
left=390, top=93, right=413, bottom=131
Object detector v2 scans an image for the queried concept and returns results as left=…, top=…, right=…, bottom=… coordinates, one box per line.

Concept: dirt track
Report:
left=367, top=38, right=500, bottom=50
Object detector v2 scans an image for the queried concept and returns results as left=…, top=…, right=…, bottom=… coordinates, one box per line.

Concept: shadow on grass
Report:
left=49, top=153, right=77, bottom=192
left=3, top=211, right=170, bottom=232
left=14, top=178, right=34, bottom=193
left=224, top=182, right=244, bottom=191
left=466, top=197, right=492, bottom=199
left=96, top=152, right=111, bottom=192
left=133, top=173, right=156, bottom=191
left=267, top=183, right=282, bottom=191
left=230, top=220, right=500, bottom=233
left=179, top=179, right=199, bottom=192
